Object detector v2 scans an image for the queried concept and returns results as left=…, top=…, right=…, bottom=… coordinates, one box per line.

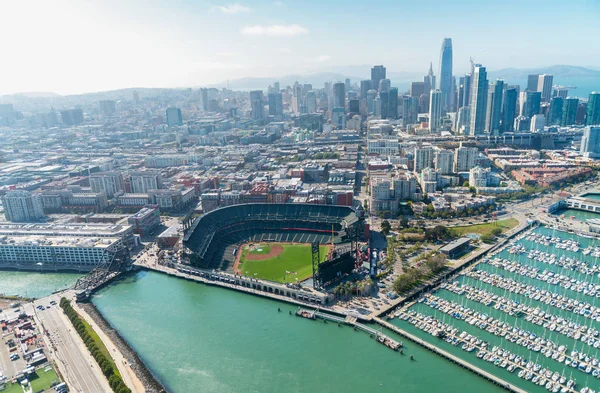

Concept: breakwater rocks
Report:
left=80, top=302, right=170, bottom=393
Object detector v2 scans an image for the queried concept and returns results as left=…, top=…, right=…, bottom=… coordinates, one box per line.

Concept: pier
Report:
left=373, top=317, right=528, bottom=393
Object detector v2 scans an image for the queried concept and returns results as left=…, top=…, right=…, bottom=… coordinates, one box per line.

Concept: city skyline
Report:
left=1, top=0, right=599, bottom=95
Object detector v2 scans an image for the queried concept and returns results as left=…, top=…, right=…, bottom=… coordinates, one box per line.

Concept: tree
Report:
left=491, top=228, right=502, bottom=237
left=462, top=181, right=470, bottom=187
left=399, top=217, right=409, bottom=229
left=481, top=233, right=495, bottom=243
left=381, top=220, right=391, bottom=235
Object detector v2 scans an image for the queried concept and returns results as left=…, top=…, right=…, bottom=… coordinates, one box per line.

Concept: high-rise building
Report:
left=371, top=65, right=386, bottom=92
left=526, top=74, right=540, bottom=92
left=485, top=80, right=504, bottom=134
left=99, top=100, right=116, bottom=116
left=360, top=80, right=371, bottom=99
left=333, top=82, right=346, bottom=111
left=402, top=96, right=418, bottom=127
left=456, top=106, right=471, bottom=133
left=133, top=90, right=140, bottom=104
left=89, top=172, right=124, bottom=198
left=268, top=93, right=283, bottom=116
left=200, top=88, right=209, bottom=111
left=331, top=107, right=346, bottom=129
left=469, top=167, right=490, bottom=188
left=434, top=149, right=454, bottom=175
left=1, top=190, right=45, bottom=222
left=388, top=87, right=398, bottom=119
left=537, top=74, right=553, bottom=102
left=60, top=108, right=84, bottom=126
left=166, top=107, right=183, bottom=127
left=429, top=89, right=443, bottom=133
left=424, top=63, right=436, bottom=95
left=348, top=98, right=360, bottom=114
left=469, top=65, right=488, bottom=135
left=562, top=97, right=579, bottom=126
left=548, top=97, right=564, bottom=125
left=530, top=114, right=546, bottom=131
left=345, top=78, right=351, bottom=92
left=553, top=87, right=568, bottom=99
left=250, top=90, right=264, bottom=120
left=458, top=74, right=471, bottom=110
left=523, top=91, right=541, bottom=118
left=581, top=126, right=600, bottom=157
left=414, top=147, right=434, bottom=173
left=410, top=82, right=425, bottom=98
left=379, top=91, right=389, bottom=119
left=438, top=38, right=453, bottom=112
left=587, top=92, right=600, bottom=125
left=130, top=172, right=163, bottom=194
left=379, top=79, right=391, bottom=93
left=454, top=145, right=478, bottom=172
left=501, top=87, right=517, bottom=132
left=305, top=91, right=317, bottom=113
left=367, top=89, right=377, bottom=114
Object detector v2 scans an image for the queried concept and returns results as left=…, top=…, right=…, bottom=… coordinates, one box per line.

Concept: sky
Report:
left=1, top=0, right=599, bottom=95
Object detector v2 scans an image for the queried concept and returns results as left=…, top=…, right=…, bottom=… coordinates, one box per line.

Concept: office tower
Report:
left=345, top=78, right=351, bottom=92
left=292, top=84, right=302, bottom=113
left=133, top=90, right=140, bottom=104
left=379, top=91, right=389, bottom=119
left=418, top=94, right=429, bottom=113
left=130, top=172, right=163, bottom=194
left=577, top=102, right=588, bottom=124
left=60, top=108, right=84, bottom=126
left=302, top=84, right=312, bottom=96
left=429, top=89, right=443, bottom=132
left=553, top=87, right=568, bottom=99
left=388, top=87, right=398, bottom=119
left=90, top=172, right=124, bottom=198
left=410, top=82, right=425, bottom=98
left=588, top=92, right=600, bottom=125
left=371, top=65, right=386, bottom=92
left=501, top=87, right=517, bottom=132
left=457, top=77, right=466, bottom=110
left=414, top=147, right=434, bottom=173
left=548, top=97, right=564, bottom=125
left=462, top=74, right=472, bottom=107
left=166, top=107, right=183, bottom=126
left=1, top=190, right=44, bottom=222
left=454, top=145, right=478, bottom=172
left=424, top=62, right=436, bottom=94
left=581, top=126, right=600, bottom=157
left=367, top=89, right=377, bottom=113
left=523, top=91, right=541, bottom=118
left=402, top=96, right=418, bottom=127
left=485, top=80, right=504, bottom=134
left=434, top=149, right=454, bottom=175
left=438, top=38, right=453, bottom=111
left=360, top=80, right=371, bottom=99
left=305, top=91, right=317, bottom=113
left=526, top=74, right=540, bottom=91
left=99, top=100, right=116, bottom=116
left=250, top=90, right=264, bottom=120
left=349, top=98, right=360, bottom=114
left=456, top=106, right=471, bottom=133
left=200, top=88, right=209, bottom=111
left=514, top=116, right=531, bottom=131
left=469, top=65, right=488, bottom=135
left=268, top=93, right=283, bottom=116
left=530, top=114, right=546, bottom=131
left=562, top=97, right=579, bottom=126
left=379, top=79, right=391, bottom=93
left=331, top=107, right=346, bottom=129
left=333, top=82, right=346, bottom=110
left=537, top=74, right=553, bottom=102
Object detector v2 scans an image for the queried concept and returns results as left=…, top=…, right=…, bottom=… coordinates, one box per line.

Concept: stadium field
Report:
left=236, top=242, right=330, bottom=283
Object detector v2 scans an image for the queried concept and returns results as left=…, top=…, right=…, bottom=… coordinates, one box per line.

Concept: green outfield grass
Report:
left=239, top=243, right=330, bottom=283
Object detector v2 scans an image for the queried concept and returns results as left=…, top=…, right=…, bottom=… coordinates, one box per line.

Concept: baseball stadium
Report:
left=183, top=203, right=363, bottom=286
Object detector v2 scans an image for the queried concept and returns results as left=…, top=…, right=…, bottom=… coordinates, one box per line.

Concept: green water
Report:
left=554, top=208, right=600, bottom=222
left=93, top=271, right=504, bottom=393
left=582, top=193, right=600, bottom=201
left=0, top=270, right=81, bottom=298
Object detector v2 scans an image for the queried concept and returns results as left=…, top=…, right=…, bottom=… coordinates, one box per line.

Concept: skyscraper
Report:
left=523, top=91, right=541, bottom=118
left=250, top=90, right=264, bottom=120
left=485, top=80, right=504, bottom=134
left=360, top=80, right=371, bottom=99
left=526, top=74, right=540, bottom=92
left=469, top=65, right=489, bottom=135
left=501, top=87, right=517, bottom=132
left=379, top=91, right=389, bottom=119
left=438, top=38, right=453, bottom=112
left=458, top=74, right=471, bottom=110
left=371, top=65, right=386, bottom=92
left=388, top=87, right=398, bottom=119
left=410, top=82, right=425, bottom=98
left=587, top=92, right=600, bottom=125
left=305, top=91, right=317, bottom=113
left=429, top=89, right=443, bottom=133
left=99, top=100, right=116, bottom=116
left=402, top=96, right=418, bottom=127
left=424, top=63, right=436, bottom=94
left=581, top=126, right=600, bottom=157
left=268, top=93, right=283, bottom=116
left=379, top=79, right=391, bottom=93
left=166, top=107, right=183, bottom=127
left=333, top=82, right=346, bottom=110
left=548, top=97, right=564, bottom=125
left=562, top=97, right=579, bottom=126
left=537, top=74, right=553, bottom=102
left=200, top=88, right=209, bottom=111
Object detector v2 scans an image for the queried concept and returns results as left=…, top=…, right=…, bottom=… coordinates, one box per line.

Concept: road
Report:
left=25, top=296, right=111, bottom=393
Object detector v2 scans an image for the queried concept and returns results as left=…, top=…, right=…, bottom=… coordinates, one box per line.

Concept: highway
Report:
left=26, top=296, right=111, bottom=393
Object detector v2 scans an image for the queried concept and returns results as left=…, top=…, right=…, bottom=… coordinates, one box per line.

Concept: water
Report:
left=582, top=193, right=600, bottom=201
left=392, top=225, right=600, bottom=393
left=555, top=208, right=600, bottom=222
left=93, top=271, right=504, bottom=393
left=0, top=270, right=81, bottom=298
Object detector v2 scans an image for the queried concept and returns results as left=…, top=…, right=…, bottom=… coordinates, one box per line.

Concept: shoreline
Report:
left=79, top=301, right=171, bottom=393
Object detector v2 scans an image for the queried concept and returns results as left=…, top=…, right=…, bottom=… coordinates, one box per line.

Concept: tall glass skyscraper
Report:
left=587, top=92, right=600, bottom=125
left=502, top=87, right=517, bottom=132
left=469, top=65, right=489, bottom=135
left=438, top=38, right=453, bottom=112
left=388, top=87, right=399, bottom=119
left=548, top=97, right=564, bottom=125
left=485, top=80, right=504, bottom=134
left=429, top=89, right=443, bottom=133
left=562, top=97, right=579, bottom=126
left=371, top=65, right=386, bottom=93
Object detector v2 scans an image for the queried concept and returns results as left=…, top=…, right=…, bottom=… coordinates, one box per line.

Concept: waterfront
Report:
left=93, top=270, right=505, bottom=393
left=555, top=208, right=600, bottom=222
left=0, top=270, right=80, bottom=299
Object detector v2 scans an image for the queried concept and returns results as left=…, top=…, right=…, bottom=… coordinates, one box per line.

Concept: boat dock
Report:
left=373, top=317, right=529, bottom=393
left=295, top=307, right=402, bottom=351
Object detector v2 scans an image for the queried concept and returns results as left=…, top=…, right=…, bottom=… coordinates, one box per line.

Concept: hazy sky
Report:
left=2, top=0, right=599, bottom=95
